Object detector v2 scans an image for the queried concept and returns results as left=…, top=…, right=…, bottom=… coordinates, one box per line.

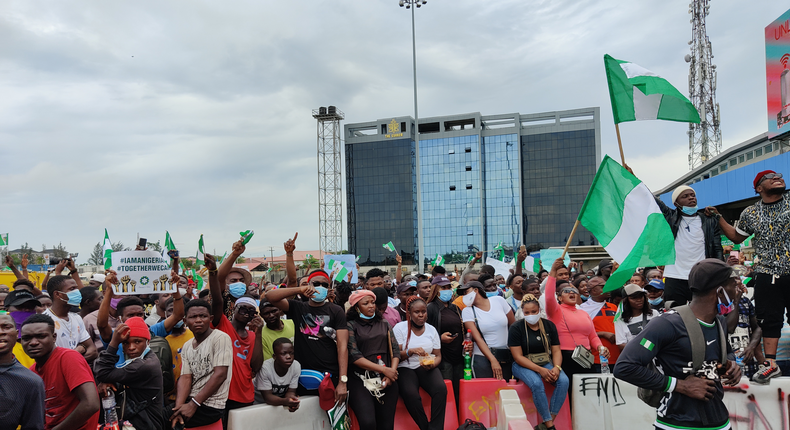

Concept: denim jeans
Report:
left=511, top=362, right=569, bottom=423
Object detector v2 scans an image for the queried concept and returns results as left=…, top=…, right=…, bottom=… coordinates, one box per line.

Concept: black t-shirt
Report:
left=507, top=318, right=560, bottom=356
left=438, top=306, right=464, bottom=364
left=286, top=299, right=347, bottom=375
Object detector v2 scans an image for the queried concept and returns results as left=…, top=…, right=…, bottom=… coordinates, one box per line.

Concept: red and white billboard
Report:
left=767, top=8, right=790, bottom=138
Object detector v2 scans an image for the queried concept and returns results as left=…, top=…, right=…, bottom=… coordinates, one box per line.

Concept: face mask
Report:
left=580, top=294, right=590, bottom=302
left=438, top=290, right=453, bottom=302
left=359, top=310, right=375, bottom=320
left=524, top=314, right=541, bottom=325
left=63, top=290, right=82, bottom=307
left=648, top=297, right=664, bottom=306
left=174, top=320, right=185, bottom=329
left=498, top=284, right=506, bottom=290
left=312, top=286, right=328, bottom=303
left=462, top=291, right=477, bottom=307
left=10, top=310, right=36, bottom=336
left=485, top=291, right=498, bottom=298
left=229, top=282, right=247, bottom=299
left=110, top=298, right=122, bottom=309
left=717, top=287, right=735, bottom=315
left=681, top=206, right=698, bottom=215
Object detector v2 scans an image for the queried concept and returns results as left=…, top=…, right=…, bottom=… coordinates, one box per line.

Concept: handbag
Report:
left=562, top=313, right=594, bottom=369
left=353, top=322, right=395, bottom=404
left=471, top=306, right=513, bottom=378
left=525, top=318, right=552, bottom=366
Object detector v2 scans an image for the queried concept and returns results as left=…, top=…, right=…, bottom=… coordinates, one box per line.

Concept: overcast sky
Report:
left=0, top=0, right=786, bottom=261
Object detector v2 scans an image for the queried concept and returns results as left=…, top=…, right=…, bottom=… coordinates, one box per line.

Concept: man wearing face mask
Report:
left=655, top=185, right=724, bottom=307
left=43, top=275, right=98, bottom=362
left=646, top=279, right=666, bottom=312
left=614, top=259, right=741, bottom=430
left=426, top=275, right=464, bottom=402
left=5, top=289, right=42, bottom=367
left=266, top=269, right=349, bottom=401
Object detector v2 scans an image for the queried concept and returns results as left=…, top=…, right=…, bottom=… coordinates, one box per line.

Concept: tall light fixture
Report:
left=399, top=0, right=427, bottom=271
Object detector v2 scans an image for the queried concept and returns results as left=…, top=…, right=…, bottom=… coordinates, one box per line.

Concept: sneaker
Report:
left=751, top=361, right=781, bottom=384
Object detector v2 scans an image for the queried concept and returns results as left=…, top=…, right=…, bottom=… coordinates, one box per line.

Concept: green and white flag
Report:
left=216, top=252, right=228, bottom=264
left=382, top=241, right=396, bottom=253
left=240, top=230, right=254, bottom=245
left=0, top=233, right=7, bottom=247
left=604, top=54, right=700, bottom=124
left=433, top=254, right=444, bottom=266
left=493, top=241, right=505, bottom=261
left=306, top=254, right=313, bottom=260
left=162, top=231, right=176, bottom=262
left=102, top=229, right=113, bottom=270
left=266, top=266, right=273, bottom=273
left=196, top=234, right=205, bottom=267
left=334, top=265, right=350, bottom=282
left=578, top=156, right=675, bottom=292
left=524, top=256, right=541, bottom=273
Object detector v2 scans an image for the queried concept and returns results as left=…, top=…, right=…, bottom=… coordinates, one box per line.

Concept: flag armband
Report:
left=664, top=376, right=676, bottom=393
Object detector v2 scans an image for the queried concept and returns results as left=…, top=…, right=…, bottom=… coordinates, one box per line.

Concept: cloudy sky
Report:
left=0, top=0, right=786, bottom=261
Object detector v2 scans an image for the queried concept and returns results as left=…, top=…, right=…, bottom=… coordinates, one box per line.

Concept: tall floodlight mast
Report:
left=686, top=0, right=721, bottom=169
left=313, top=106, right=345, bottom=255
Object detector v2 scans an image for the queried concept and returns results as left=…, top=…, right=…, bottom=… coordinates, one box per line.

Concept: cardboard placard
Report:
left=322, top=254, right=358, bottom=283
left=111, top=250, right=173, bottom=295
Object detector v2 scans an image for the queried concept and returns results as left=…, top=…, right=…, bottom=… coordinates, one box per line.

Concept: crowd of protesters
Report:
left=2, top=170, right=790, bottom=430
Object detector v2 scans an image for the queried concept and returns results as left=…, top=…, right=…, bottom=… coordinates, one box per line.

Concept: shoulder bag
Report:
left=471, top=305, right=513, bottom=377
left=524, top=318, right=552, bottom=366
left=561, top=313, right=594, bottom=369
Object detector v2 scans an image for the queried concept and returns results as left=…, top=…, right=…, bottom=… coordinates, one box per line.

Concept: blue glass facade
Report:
left=482, top=134, right=521, bottom=261
left=420, top=135, right=482, bottom=264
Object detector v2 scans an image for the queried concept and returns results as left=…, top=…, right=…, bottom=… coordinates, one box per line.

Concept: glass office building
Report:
left=345, top=108, right=601, bottom=266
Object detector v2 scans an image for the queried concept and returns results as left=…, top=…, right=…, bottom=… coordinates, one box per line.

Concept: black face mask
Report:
left=411, top=321, right=424, bottom=329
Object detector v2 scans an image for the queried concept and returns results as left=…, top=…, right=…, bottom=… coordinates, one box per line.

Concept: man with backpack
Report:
left=614, top=259, right=742, bottom=430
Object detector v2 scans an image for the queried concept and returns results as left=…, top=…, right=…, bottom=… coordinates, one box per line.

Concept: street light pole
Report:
left=400, top=0, right=427, bottom=272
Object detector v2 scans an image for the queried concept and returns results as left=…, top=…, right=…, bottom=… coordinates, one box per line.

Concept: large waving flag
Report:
left=196, top=234, right=205, bottom=267
left=604, top=54, right=700, bottom=124
left=578, top=156, right=675, bottom=292
left=102, top=229, right=113, bottom=270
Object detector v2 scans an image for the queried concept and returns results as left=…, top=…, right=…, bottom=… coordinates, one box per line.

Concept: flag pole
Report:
left=615, top=123, right=626, bottom=165
left=561, top=220, right=580, bottom=259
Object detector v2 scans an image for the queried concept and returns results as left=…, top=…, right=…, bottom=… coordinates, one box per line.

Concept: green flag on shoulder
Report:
left=604, top=54, right=700, bottom=124
left=578, top=156, right=675, bottom=292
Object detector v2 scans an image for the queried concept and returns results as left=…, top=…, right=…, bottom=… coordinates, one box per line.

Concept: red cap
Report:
left=754, top=170, right=776, bottom=189
left=125, top=317, right=151, bottom=340
left=318, top=373, right=336, bottom=410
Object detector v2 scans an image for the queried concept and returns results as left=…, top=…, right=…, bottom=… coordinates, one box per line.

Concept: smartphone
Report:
left=450, top=333, right=459, bottom=338
left=138, top=238, right=147, bottom=248
left=730, top=251, right=740, bottom=260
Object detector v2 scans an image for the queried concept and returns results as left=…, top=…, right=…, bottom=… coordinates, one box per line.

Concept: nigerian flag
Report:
left=524, top=256, right=541, bottom=273
left=0, top=233, right=7, bottom=247
left=433, top=254, right=444, bottom=266
left=604, top=54, right=700, bottom=124
left=102, top=229, right=113, bottom=270
left=382, top=241, right=396, bottom=253
left=578, top=156, right=675, bottom=292
left=334, top=265, right=350, bottom=282
left=196, top=234, right=205, bottom=267
left=162, top=231, right=176, bottom=262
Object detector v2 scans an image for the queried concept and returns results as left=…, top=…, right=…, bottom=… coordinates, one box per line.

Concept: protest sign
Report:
left=111, top=250, right=173, bottom=295
left=322, top=254, right=358, bottom=283
left=539, top=248, right=571, bottom=267
left=485, top=258, right=513, bottom=279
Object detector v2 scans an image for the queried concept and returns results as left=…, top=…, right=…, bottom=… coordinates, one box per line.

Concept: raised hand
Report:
left=284, top=233, right=298, bottom=254
left=204, top=253, right=217, bottom=271
left=517, top=246, right=527, bottom=263
left=396, top=254, right=402, bottom=265
left=231, top=240, right=246, bottom=256
left=65, top=258, right=77, bottom=272
left=21, top=254, right=29, bottom=269
left=4, top=255, right=13, bottom=268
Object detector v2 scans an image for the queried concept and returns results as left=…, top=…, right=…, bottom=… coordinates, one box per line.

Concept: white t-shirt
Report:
left=393, top=321, right=441, bottom=369
left=614, top=309, right=660, bottom=345
left=461, top=296, right=512, bottom=356
left=579, top=299, right=607, bottom=321
left=254, top=358, right=301, bottom=398
left=181, top=329, right=233, bottom=410
left=663, top=215, right=705, bottom=280
left=44, top=309, right=90, bottom=350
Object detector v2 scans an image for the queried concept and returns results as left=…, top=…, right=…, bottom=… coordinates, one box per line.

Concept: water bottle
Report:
left=600, top=356, right=610, bottom=375
left=102, top=392, right=119, bottom=430
left=736, top=355, right=745, bottom=371
left=377, top=355, right=388, bottom=387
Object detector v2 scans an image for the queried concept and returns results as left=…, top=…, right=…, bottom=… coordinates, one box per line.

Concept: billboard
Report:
left=767, top=8, right=790, bottom=138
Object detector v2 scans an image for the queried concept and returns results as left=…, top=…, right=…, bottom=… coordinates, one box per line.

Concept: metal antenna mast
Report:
left=686, top=0, right=721, bottom=169
left=313, top=106, right=345, bottom=255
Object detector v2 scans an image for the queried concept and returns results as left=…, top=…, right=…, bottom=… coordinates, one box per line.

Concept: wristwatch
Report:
left=340, top=375, right=348, bottom=383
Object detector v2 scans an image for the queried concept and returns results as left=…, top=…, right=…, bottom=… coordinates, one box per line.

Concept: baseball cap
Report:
left=753, top=170, right=776, bottom=189
left=431, top=275, right=451, bottom=286
left=623, top=284, right=646, bottom=296
left=688, top=258, right=732, bottom=292
left=646, top=279, right=665, bottom=290
left=5, top=290, right=42, bottom=308
left=396, top=281, right=418, bottom=294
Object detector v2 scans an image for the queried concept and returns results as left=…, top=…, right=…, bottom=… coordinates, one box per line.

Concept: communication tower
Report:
left=313, top=106, right=345, bottom=255
left=686, top=0, right=721, bottom=169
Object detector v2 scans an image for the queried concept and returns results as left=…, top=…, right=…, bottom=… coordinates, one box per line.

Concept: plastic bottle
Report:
left=736, top=355, right=745, bottom=371
left=463, top=329, right=473, bottom=380
left=600, top=356, right=610, bottom=375
left=377, top=355, right=388, bottom=388
left=102, top=392, right=119, bottom=430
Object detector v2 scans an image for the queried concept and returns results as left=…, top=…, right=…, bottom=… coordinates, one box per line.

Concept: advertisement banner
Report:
left=111, top=250, right=173, bottom=295
left=766, top=8, right=790, bottom=138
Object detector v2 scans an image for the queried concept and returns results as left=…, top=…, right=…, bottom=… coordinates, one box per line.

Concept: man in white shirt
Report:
left=43, top=275, right=97, bottom=362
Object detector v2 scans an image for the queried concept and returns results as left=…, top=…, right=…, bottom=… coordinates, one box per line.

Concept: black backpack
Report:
left=148, top=336, right=175, bottom=395
left=457, top=419, right=487, bottom=430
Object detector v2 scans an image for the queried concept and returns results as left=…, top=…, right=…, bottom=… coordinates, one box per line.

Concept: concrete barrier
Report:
left=227, top=396, right=331, bottom=430
left=571, top=374, right=790, bottom=430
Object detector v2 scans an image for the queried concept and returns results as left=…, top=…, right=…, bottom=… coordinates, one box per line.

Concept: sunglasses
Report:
left=312, top=281, right=330, bottom=288
left=561, top=288, right=578, bottom=295
left=235, top=306, right=257, bottom=316
left=759, top=172, right=783, bottom=186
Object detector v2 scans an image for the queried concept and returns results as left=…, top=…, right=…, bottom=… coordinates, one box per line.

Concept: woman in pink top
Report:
left=544, top=259, right=609, bottom=385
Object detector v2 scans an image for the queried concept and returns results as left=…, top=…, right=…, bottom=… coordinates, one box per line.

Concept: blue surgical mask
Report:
left=498, top=284, right=506, bottom=290
left=681, top=206, right=698, bottom=215
left=485, top=291, right=498, bottom=298
left=359, top=311, right=375, bottom=320
left=174, top=320, right=185, bottom=329
left=438, top=290, right=453, bottom=302
left=312, top=286, right=328, bottom=303
left=648, top=297, right=664, bottom=306
left=229, top=282, right=246, bottom=298
left=580, top=294, right=590, bottom=302
left=64, top=289, right=82, bottom=307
